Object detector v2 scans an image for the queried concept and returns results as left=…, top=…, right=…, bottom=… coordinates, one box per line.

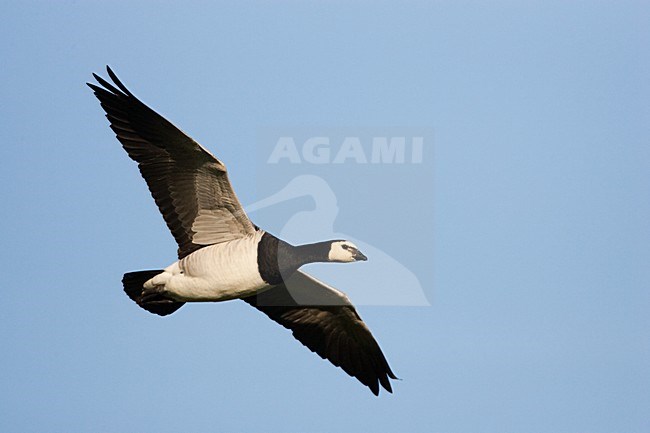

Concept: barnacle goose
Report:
left=88, top=67, right=397, bottom=395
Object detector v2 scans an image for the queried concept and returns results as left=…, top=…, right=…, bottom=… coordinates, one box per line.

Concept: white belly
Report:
left=144, top=232, right=269, bottom=302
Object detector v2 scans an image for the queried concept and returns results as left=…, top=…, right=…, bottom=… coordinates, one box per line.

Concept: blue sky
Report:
left=1, top=1, right=649, bottom=432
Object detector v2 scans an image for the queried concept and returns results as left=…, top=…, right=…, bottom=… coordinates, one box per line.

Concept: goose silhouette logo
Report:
left=246, top=175, right=430, bottom=306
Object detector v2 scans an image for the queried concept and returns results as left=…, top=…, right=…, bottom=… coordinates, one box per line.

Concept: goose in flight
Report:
left=87, top=67, right=397, bottom=395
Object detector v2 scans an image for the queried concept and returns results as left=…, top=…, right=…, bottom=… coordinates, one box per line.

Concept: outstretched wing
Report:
left=88, top=66, right=255, bottom=258
left=242, top=271, right=397, bottom=395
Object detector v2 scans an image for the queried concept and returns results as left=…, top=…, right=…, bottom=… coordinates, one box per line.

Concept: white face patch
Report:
left=328, top=241, right=361, bottom=263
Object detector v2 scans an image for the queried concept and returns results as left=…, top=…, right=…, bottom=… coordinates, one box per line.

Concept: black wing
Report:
left=243, top=271, right=397, bottom=395
left=88, top=66, right=256, bottom=259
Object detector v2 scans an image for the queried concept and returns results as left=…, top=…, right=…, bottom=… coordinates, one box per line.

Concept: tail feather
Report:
left=122, top=270, right=184, bottom=316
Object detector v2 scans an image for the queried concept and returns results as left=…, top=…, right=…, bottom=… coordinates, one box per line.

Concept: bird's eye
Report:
left=341, top=244, right=350, bottom=250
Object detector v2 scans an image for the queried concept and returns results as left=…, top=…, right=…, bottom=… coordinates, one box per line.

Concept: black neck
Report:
left=257, top=232, right=333, bottom=285
left=291, top=241, right=334, bottom=266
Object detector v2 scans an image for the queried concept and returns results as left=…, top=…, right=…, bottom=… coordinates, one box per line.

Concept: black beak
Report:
left=354, top=251, right=368, bottom=261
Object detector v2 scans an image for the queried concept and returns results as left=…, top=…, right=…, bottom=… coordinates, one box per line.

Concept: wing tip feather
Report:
left=106, top=65, right=134, bottom=96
